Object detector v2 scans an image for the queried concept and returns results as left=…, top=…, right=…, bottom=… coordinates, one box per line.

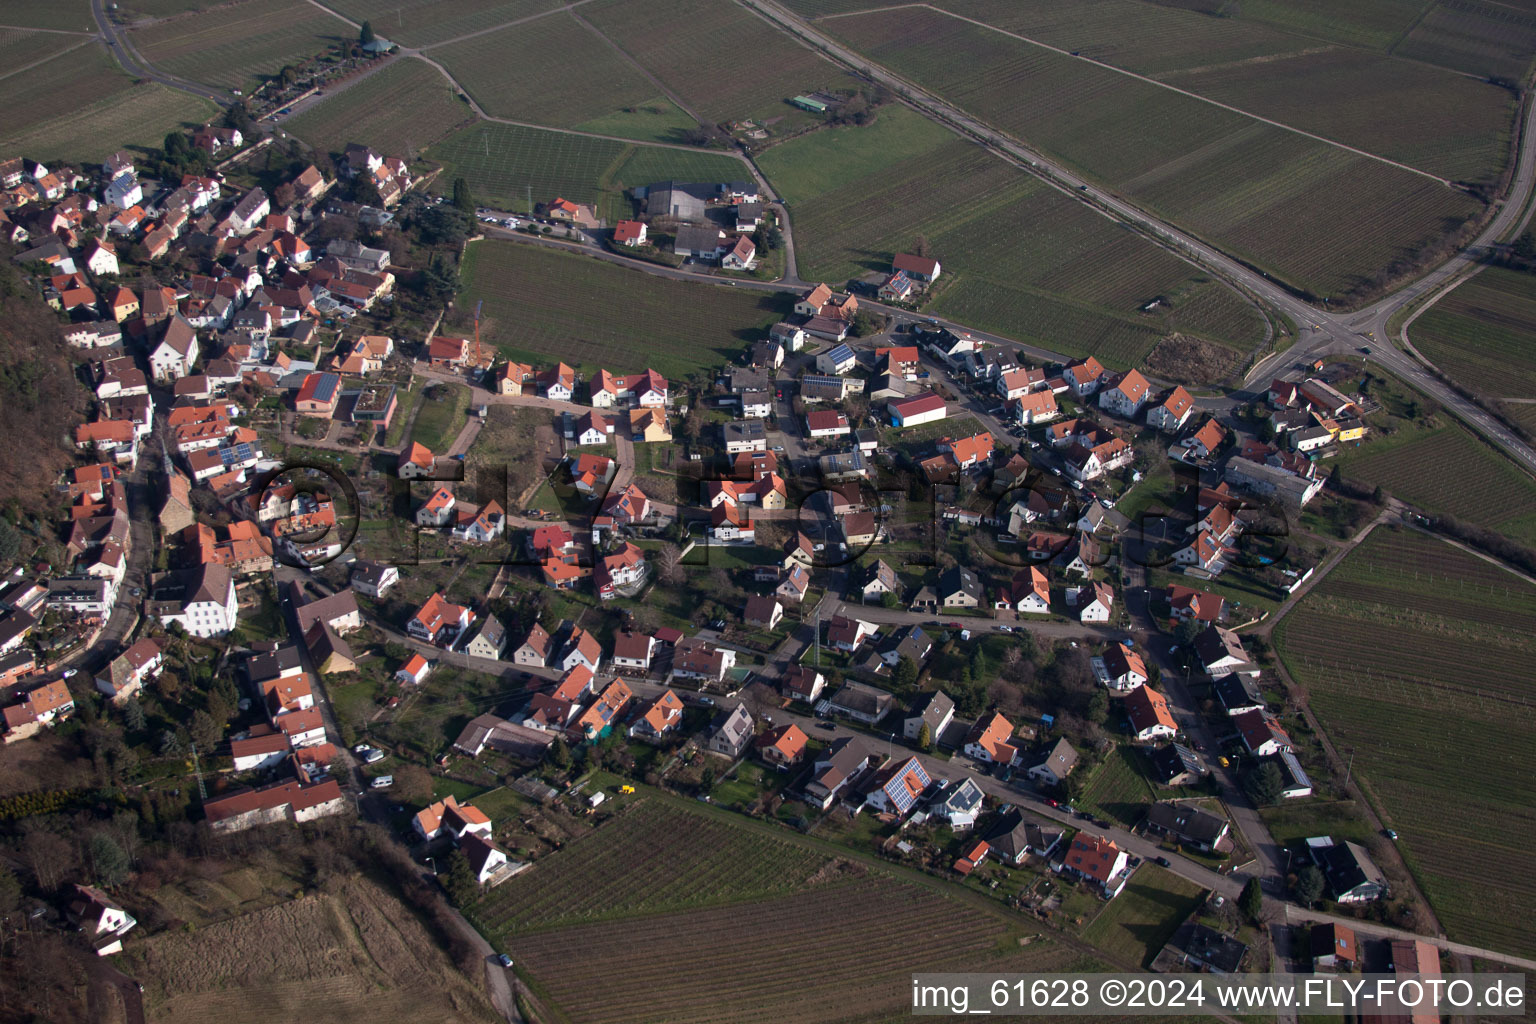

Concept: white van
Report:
left=370, top=775, right=393, bottom=789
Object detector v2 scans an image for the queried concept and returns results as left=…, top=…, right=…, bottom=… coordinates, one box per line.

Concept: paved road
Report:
left=90, top=0, right=230, bottom=105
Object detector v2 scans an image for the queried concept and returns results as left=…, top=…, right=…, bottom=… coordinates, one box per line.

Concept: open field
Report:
left=1274, top=528, right=1536, bottom=958
left=1076, top=744, right=1157, bottom=826
left=475, top=798, right=1081, bottom=1023
left=942, top=0, right=1515, bottom=185
left=1393, top=1, right=1536, bottom=81
left=129, top=875, right=499, bottom=1024
left=428, top=13, right=698, bottom=143
left=471, top=800, right=831, bottom=933
left=758, top=105, right=1266, bottom=364
left=459, top=241, right=787, bottom=380
left=426, top=121, right=749, bottom=220
left=1333, top=423, right=1536, bottom=546
left=0, top=45, right=217, bottom=164
left=1081, top=866, right=1205, bottom=968
left=282, top=57, right=474, bottom=155
left=1156, top=49, right=1512, bottom=186
left=580, top=0, right=845, bottom=128
left=0, top=1, right=95, bottom=31
left=824, top=6, right=1485, bottom=300
left=129, top=0, right=343, bottom=92
left=319, top=0, right=562, bottom=49
left=1409, top=265, right=1536, bottom=400
left=0, top=29, right=91, bottom=78
left=409, top=381, right=471, bottom=452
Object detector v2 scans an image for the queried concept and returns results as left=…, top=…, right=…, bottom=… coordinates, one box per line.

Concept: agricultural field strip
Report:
left=846, top=3, right=1453, bottom=183
left=1274, top=529, right=1536, bottom=956
left=1407, top=265, right=1536, bottom=399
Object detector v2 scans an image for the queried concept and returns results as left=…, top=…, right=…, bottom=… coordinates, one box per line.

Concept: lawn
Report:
left=427, top=12, right=698, bottom=143
left=1080, top=865, right=1205, bottom=968
left=756, top=105, right=1267, bottom=364
left=1409, top=265, right=1536, bottom=400
left=317, top=0, right=562, bottom=49
left=824, top=6, right=1486, bottom=301
left=408, top=381, right=471, bottom=452
left=426, top=121, right=750, bottom=220
left=129, top=0, right=344, bottom=92
left=0, top=46, right=218, bottom=164
left=580, top=0, right=845, bottom=129
left=471, top=796, right=1080, bottom=1023
left=1273, top=527, right=1536, bottom=958
left=458, top=240, right=789, bottom=381
left=282, top=57, right=475, bottom=156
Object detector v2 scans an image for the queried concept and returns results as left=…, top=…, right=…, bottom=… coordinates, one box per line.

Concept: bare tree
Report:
left=21, top=825, right=73, bottom=892
left=657, top=543, right=686, bottom=586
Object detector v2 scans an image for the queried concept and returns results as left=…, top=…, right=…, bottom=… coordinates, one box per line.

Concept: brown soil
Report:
left=1143, top=332, right=1246, bottom=387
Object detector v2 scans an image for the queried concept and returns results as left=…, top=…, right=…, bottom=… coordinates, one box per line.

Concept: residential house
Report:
left=574, top=679, right=633, bottom=743
left=985, top=810, right=1063, bottom=865
left=1063, top=357, right=1107, bottom=396
left=1311, top=922, right=1358, bottom=970
left=415, top=487, right=456, bottom=527
left=902, top=690, right=955, bottom=744
left=1026, top=737, right=1079, bottom=787
left=395, top=653, right=432, bottom=686
left=995, top=566, right=1051, bottom=615
left=464, top=617, right=507, bottom=660
left=815, top=343, right=857, bottom=375
left=146, top=564, right=236, bottom=637
left=803, top=736, right=873, bottom=809
left=756, top=723, right=808, bottom=769
left=930, top=777, right=985, bottom=830
left=1213, top=675, right=1265, bottom=716
left=1233, top=708, right=1292, bottom=756
left=781, top=665, right=825, bottom=703
left=938, top=566, right=983, bottom=608
left=67, top=884, right=137, bottom=956
left=743, top=595, right=783, bottom=630
left=1167, top=585, right=1225, bottom=626
left=722, top=419, right=767, bottom=454
left=1124, top=684, right=1178, bottom=741
left=1071, top=580, right=1114, bottom=623
left=1146, top=801, right=1230, bottom=852
left=512, top=623, right=553, bottom=667
left=805, top=409, right=850, bottom=438
left=629, top=689, right=685, bottom=741
left=149, top=315, right=199, bottom=381
left=1148, top=743, right=1204, bottom=787
left=856, top=559, right=901, bottom=603
left=671, top=639, right=735, bottom=683
left=964, top=711, right=1020, bottom=767
left=613, top=220, right=647, bottom=246
left=825, top=681, right=895, bottom=724
left=888, top=393, right=947, bottom=427
left=1098, top=369, right=1150, bottom=417
left=413, top=795, right=492, bottom=842
left=557, top=626, right=602, bottom=674
left=705, top=704, right=755, bottom=757
left=611, top=631, right=656, bottom=673
left=397, top=442, right=435, bottom=478
left=892, top=252, right=941, bottom=285
left=1180, top=418, right=1227, bottom=460
left=1307, top=837, right=1388, bottom=903
left=594, top=542, right=646, bottom=600
left=407, top=592, right=473, bottom=646
left=1062, top=833, right=1132, bottom=898
left=1098, top=642, right=1147, bottom=691
left=350, top=561, right=399, bottom=598
left=1193, top=625, right=1259, bottom=678
left=862, top=756, right=932, bottom=817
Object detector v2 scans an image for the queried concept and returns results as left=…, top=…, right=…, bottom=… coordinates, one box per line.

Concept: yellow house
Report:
left=630, top=408, right=671, bottom=443
left=1335, top=420, right=1368, bottom=443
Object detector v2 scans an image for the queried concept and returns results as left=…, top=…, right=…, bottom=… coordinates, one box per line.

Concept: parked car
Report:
left=1385, top=829, right=1399, bottom=841
left=496, top=954, right=513, bottom=968
left=371, top=775, right=393, bottom=789
left=995, top=624, right=1013, bottom=632
left=1154, top=855, right=1171, bottom=867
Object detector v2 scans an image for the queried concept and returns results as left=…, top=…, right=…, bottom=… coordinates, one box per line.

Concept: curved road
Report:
left=90, top=0, right=230, bottom=105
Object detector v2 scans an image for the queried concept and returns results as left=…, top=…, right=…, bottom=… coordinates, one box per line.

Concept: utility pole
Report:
left=1343, top=747, right=1355, bottom=791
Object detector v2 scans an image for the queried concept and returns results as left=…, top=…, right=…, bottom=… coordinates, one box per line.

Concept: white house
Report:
left=149, top=316, right=199, bottom=381
left=103, top=172, right=142, bottom=210
left=1063, top=357, right=1107, bottom=396
left=67, top=884, right=137, bottom=956
left=816, top=344, right=857, bottom=375
left=1098, top=369, right=1150, bottom=418
left=1025, top=737, right=1078, bottom=787
left=1071, top=582, right=1114, bottom=623
left=85, top=241, right=119, bottom=277
left=148, top=564, right=237, bottom=638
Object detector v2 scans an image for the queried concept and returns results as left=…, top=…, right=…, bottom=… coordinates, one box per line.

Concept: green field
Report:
left=580, top=0, right=844, bottom=128
left=459, top=241, right=786, bottom=380
left=1075, top=745, right=1157, bottom=826
left=1333, top=423, right=1536, bottom=546
left=1158, top=48, right=1512, bottom=185
left=409, top=382, right=471, bottom=452
left=757, top=104, right=1266, bottom=365
left=1410, top=265, right=1536, bottom=400
left=0, top=45, right=217, bottom=164
left=318, top=0, right=562, bottom=49
left=1080, top=865, right=1205, bottom=968
left=282, top=58, right=474, bottom=156
left=427, top=12, right=699, bottom=143
left=1392, top=1, right=1536, bottom=81
left=824, top=6, right=1485, bottom=301
left=471, top=798, right=1080, bottom=1023
left=130, top=0, right=343, bottom=91
left=1274, top=528, right=1536, bottom=958
left=426, top=121, right=750, bottom=220
left=0, top=29, right=91, bottom=76
left=0, top=0, right=95, bottom=31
